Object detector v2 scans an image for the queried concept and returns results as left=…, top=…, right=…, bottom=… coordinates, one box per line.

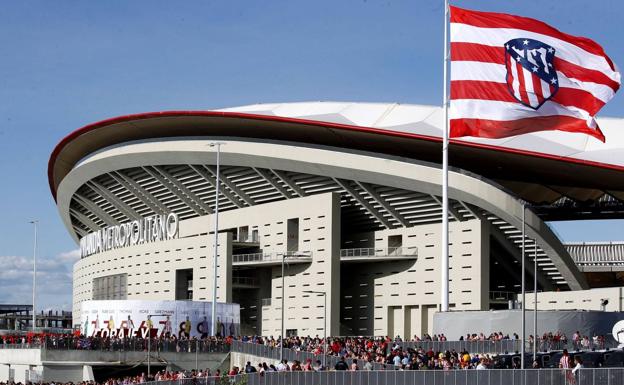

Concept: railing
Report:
left=489, top=291, right=516, bottom=302
left=566, top=242, right=624, bottom=267
left=530, top=337, right=620, bottom=352
left=261, top=298, right=272, bottom=307
left=0, top=337, right=230, bottom=353
left=231, top=340, right=387, bottom=370
left=395, top=338, right=620, bottom=355
left=395, top=340, right=522, bottom=355
left=150, top=368, right=624, bottom=385
left=339, top=247, right=417, bottom=258
left=232, top=251, right=313, bottom=264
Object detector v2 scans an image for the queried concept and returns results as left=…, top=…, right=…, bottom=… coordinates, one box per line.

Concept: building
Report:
left=48, top=102, right=624, bottom=338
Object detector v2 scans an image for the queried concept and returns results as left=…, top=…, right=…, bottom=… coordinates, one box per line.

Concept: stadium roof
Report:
left=49, top=102, right=624, bottom=220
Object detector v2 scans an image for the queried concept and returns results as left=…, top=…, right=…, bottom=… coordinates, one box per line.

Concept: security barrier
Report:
left=154, top=368, right=624, bottom=385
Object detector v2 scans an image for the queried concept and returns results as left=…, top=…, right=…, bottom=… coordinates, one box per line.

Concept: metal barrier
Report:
left=147, top=368, right=624, bottom=385
left=231, top=341, right=387, bottom=370
left=394, top=340, right=522, bottom=354
left=339, top=247, right=417, bottom=258
left=530, top=337, right=619, bottom=352
left=566, top=242, right=624, bottom=267
left=0, top=337, right=230, bottom=353
left=394, top=338, right=619, bottom=354
left=232, top=251, right=313, bottom=264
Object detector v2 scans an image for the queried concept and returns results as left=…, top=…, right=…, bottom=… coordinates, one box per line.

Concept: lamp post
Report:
left=533, top=242, right=538, bottom=361
left=520, top=204, right=526, bottom=369
left=29, top=220, right=38, bottom=332
left=280, top=254, right=286, bottom=362
left=146, top=313, right=167, bottom=379
left=209, top=142, right=225, bottom=337
left=304, top=290, right=327, bottom=370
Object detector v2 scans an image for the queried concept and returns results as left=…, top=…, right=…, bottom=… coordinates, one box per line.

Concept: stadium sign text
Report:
left=80, top=213, right=179, bottom=258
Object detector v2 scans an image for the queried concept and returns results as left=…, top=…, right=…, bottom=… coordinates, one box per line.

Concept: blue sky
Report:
left=0, top=0, right=622, bottom=308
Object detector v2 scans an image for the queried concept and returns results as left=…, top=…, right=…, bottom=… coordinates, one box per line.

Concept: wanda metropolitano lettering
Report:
left=79, top=213, right=179, bottom=258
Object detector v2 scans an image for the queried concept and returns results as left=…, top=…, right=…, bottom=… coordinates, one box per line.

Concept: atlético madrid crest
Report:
left=504, top=38, right=559, bottom=110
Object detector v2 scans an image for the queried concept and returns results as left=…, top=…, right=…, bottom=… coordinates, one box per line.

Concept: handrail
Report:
left=143, top=368, right=624, bottom=385
left=232, top=251, right=313, bottom=263
left=340, top=247, right=417, bottom=258
left=566, top=243, right=624, bottom=265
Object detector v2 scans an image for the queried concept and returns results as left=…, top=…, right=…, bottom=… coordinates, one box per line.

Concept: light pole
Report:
left=533, top=242, right=538, bottom=361
left=280, top=254, right=286, bottom=362
left=304, top=290, right=327, bottom=370
left=146, top=313, right=167, bottom=379
left=209, top=142, right=225, bottom=337
left=520, top=204, right=526, bottom=369
left=29, top=220, right=38, bottom=332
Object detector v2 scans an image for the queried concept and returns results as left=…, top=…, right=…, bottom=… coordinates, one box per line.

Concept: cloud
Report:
left=58, top=249, right=80, bottom=262
left=0, top=249, right=77, bottom=311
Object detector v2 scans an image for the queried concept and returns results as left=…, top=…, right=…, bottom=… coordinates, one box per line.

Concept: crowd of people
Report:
left=0, top=329, right=615, bottom=385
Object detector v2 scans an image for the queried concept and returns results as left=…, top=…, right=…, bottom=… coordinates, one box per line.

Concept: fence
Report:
left=231, top=341, right=387, bottom=370
left=0, top=337, right=230, bottom=353
left=339, top=247, right=417, bottom=258
left=152, top=368, right=624, bottom=385
left=530, top=338, right=620, bottom=353
left=393, top=340, right=522, bottom=355
left=393, top=338, right=620, bottom=355
left=232, top=251, right=313, bottom=264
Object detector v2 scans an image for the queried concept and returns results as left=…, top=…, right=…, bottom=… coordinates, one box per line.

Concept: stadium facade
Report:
left=48, top=102, right=624, bottom=338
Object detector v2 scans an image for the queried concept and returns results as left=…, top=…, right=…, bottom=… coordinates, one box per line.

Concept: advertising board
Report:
left=80, top=300, right=240, bottom=338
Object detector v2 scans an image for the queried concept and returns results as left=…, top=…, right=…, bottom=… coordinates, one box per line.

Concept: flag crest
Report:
left=505, top=38, right=558, bottom=110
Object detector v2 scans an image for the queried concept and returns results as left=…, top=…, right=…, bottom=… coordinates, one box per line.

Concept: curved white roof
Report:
left=219, top=102, right=624, bottom=169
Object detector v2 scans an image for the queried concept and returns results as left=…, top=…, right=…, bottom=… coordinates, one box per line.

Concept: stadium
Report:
left=48, top=101, right=624, bottom=339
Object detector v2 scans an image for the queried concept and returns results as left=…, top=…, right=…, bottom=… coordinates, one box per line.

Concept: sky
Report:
left=0, top=0, right=622, bottom=309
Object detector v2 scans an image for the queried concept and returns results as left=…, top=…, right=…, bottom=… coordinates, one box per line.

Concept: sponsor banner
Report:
left=80, top=300, right=240, bottom=338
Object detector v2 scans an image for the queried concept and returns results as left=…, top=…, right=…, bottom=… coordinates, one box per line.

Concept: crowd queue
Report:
left=0, top=329, right=613, bottom=385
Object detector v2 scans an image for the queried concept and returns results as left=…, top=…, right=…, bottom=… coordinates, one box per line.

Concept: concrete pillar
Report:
left=216, top=232, right=233, bottom=303
left=329, top=192, right=342, bottom=336
left=83, top=365, right=95, bottom=381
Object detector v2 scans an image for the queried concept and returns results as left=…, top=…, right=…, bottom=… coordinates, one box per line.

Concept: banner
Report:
left=80, top=300, right=240, bottom=338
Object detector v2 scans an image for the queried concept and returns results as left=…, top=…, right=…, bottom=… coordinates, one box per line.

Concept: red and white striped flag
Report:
left=449, top=6, right=620, bottom=142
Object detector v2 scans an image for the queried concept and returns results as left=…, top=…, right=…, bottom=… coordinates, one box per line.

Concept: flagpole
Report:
left=441, top=0, right=450, bottom=312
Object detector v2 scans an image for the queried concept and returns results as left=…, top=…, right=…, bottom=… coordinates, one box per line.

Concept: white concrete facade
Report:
left=60, top=135, right=589, bottom=338
left=74, top=192, right=492, bottom=337
left=526, top=287, right=624, bottom=312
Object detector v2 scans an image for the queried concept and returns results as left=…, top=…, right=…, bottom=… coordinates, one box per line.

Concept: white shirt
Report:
left=476, top=363, right=487, bottom=370
left=276, top=362, right=287, bottom=372
left=572, top=363, right=583, bottom=374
